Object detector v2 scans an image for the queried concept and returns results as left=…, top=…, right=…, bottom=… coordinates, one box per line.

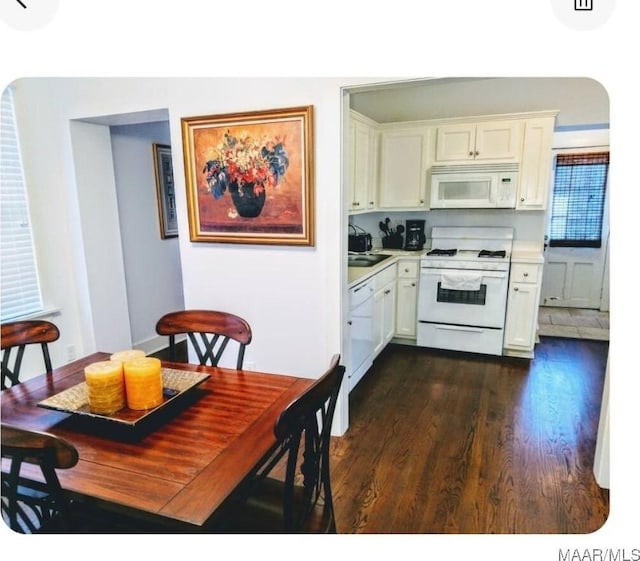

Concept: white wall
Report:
left=11, top=77, right=355, bottom=432
left=593, top=356, right=610, bottom=488
left=69, top=120, right=132, bottom=353
left=110, top=121, right=184, bottom=353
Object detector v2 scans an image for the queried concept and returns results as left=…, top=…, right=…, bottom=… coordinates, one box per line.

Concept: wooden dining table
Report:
left=0, top=352, right=314, bottom=530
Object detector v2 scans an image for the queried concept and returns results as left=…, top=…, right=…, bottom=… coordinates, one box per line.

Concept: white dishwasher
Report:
left=348, top=278, right=374, bottom=392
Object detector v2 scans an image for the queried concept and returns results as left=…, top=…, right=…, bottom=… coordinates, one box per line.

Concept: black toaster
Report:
left=348, top=224, right=372, bottom=252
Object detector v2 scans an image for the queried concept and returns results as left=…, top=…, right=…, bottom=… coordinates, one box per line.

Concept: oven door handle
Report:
left=428, top=324, right=485, bottom=333
left=420, top=268, right=507, bottom=279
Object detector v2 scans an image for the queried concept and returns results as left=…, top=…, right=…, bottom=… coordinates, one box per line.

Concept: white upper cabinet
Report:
left=378, top=127, right=429, bottom=209
left=348, top=111, right=377, bottom=213
left=347, top=110, right=556, bottom=214
left=435, top=120, right=523, bottom=163
left=517, top=116, right=555, bottom=210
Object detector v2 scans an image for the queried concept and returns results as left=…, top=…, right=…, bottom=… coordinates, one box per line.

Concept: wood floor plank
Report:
left=330, top=337, right=609, bottom=534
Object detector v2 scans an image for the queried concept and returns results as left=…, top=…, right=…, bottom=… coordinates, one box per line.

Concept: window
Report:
left=548, top=151, right=609, bottom=248
left=1, top=87, right=44, bottom=321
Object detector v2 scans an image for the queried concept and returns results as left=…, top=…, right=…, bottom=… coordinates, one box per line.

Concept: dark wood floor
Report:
left=149, top=341, right=188, bottom=362
left=330, top=337, right=610, bottom=534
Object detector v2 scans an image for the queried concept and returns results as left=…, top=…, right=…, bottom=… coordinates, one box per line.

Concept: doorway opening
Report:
left=70, top=109, right=184, bottom=355
left=539, top=129, right=610, bottom=341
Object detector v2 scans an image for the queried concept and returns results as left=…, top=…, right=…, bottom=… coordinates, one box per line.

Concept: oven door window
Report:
left=437, top=282, right=487, bottom=305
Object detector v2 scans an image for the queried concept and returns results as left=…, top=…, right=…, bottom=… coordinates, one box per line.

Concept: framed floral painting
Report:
left=181, top=105, right=314, bottom=245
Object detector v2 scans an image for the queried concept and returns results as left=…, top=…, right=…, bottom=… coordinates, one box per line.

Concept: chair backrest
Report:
left=1, top=320, right=60, bottom=390
left=261, top=354, right=345, bottom=532
left=1, top=423, right=79, bottom=533
left=155, top=310, right=252, bottom=369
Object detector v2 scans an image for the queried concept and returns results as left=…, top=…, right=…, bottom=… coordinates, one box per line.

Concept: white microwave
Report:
left=430, top=163, right=519, bottom=209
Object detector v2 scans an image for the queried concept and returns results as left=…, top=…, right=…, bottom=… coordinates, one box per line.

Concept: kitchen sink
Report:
left=347, top=254, right=392, bottom=268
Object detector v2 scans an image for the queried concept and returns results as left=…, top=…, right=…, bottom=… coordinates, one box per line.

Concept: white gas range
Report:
left=417, top=226, right=514, bottom=356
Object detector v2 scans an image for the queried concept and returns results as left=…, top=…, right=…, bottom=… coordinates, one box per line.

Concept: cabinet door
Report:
left=378, top=129, right=427, bottom=208
left=517, top=117, right=554, bottom=210
left=435, top=120, right=523, bottom=163
left=395, top=278, right=418, bottom=338
left=474, top=120, right=522, bottom=161
left=373, top=288, right=385, bottom=356
left=348, top=122, right=357, bottom=210
left=349, top=119, right=373, bottom=211
left=382, top=282, right=396, bottom=346
left=373, top=280, right=396, bottom=356
left=504, top=282, right=539, bottom=350
left=435, top=123, right=475, bottom=162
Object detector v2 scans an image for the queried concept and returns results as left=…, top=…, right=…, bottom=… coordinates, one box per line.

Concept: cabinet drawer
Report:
left=350, top=279, right=374, bottom=309
left=510, top=263, right=540, bottom=284
left=417, top=322, right=504, bottom=355
left=397, top=259, right=419, bottom=278
left=374, top=263, right=397, bottom=290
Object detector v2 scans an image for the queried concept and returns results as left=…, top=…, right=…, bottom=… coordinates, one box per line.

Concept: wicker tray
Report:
left=37, top=368, right=209, bottom=427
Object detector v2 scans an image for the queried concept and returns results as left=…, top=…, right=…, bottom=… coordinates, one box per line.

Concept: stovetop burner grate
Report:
left=478, top=250, right=506, bottom=258
left=427, top=248, right=457, bottom=256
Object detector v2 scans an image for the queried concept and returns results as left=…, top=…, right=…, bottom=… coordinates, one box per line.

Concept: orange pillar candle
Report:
left=84, top=361, right=126, bottom=415
left=110, top=349, right=146, bottom=363
left=123, top=357, right=163, bottom=410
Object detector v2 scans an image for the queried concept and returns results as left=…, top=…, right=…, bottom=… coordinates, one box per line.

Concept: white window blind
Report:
left=1, top=87, right=44, bottom=322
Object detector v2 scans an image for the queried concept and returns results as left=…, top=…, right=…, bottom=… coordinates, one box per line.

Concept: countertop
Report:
left=348, top=249, right=423, bottom=287
left=510, top=241, right=545, bottom=264
left=348, top=243, right=545, bottom=288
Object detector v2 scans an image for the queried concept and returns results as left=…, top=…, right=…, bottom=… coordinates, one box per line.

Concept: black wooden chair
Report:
left=1, top=423, right=79, bottom=533
left=1, top=320, right=60, bottom=390
left=1, top=424, right=150, bottom=534
left=219, top=354, right=345, bottom=533
left=155, top=310, right=252, bottom=369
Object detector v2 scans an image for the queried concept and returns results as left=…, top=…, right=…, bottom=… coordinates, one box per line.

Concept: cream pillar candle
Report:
left=110, top=349, right=146, bottom=363
left=84, top=361, right=126, bottom=415
left=123, top=357, right=163, bottom=410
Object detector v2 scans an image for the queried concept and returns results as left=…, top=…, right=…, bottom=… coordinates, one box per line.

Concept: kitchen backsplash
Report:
left=349, top=209, right=545, bottom=249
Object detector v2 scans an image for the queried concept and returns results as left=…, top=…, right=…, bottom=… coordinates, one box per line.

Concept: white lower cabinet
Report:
left=373, top=263, right=397, bottom=357
left=504, top=262, right=543, bottom=357
left=395, top=259, right=419, bottom=339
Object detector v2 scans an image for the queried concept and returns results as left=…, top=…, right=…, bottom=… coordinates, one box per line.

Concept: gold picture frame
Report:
left=152, top=143, right=178, bottom=239
left=181, top=105, right=314, bottom=245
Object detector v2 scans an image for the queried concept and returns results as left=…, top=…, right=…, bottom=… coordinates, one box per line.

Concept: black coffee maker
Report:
left=404, top=219, right=426, bottom=251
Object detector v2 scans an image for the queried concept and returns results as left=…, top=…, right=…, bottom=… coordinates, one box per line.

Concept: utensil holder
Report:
left=382, top=234, right=403, bottom=249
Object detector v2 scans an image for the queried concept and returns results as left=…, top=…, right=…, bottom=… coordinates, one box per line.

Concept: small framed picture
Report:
left=152, top=143, right=178, bottom=239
